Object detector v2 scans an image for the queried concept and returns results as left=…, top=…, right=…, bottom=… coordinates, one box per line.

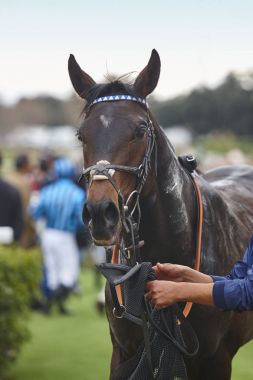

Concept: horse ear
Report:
left=134, top=49, right=161, bottom=98
left=68, top=54, right=96, bottom=99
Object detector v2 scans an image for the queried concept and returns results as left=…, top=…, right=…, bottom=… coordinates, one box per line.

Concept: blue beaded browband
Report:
left=89, top=95, right=149, bottom=108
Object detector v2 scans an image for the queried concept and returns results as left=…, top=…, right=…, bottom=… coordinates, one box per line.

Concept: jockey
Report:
left=31, top=157, right=85, bottom=314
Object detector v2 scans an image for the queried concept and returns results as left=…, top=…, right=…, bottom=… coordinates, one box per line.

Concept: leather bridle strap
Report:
left=183, top=174, right=203, bottom=317
left=111, top=245, right=124, bottom=307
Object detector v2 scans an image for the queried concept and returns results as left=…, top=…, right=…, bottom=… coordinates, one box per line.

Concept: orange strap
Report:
left=111, top=246, right=123, bottom=305
left=183, top=176, right=203, bottom=317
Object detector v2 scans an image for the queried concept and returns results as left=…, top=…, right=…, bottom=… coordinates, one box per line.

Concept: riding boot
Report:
left=55, top=285, right=72, bottom=315
left=40, top=291, right=54, bottom=315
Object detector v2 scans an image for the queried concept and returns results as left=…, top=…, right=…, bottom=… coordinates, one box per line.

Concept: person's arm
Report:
left=212, top=239, right=253, bottom=311
left=146, top=280, right=214, bottom=310
left=153, top=235, right=253, bottom=284
left=146, top=276, right=253, bottom=311
left=212, top=277, right=253, bottom=311
left=148, top=236, right=253, bottom=311
left=153, top=262, right=213, bottom=283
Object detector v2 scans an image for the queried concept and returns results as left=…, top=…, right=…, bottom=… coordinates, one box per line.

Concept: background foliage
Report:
left=0, top=246, right=41, bottom=376
left=1, top=72, right=253, bottom=138
left=152, top=73, right=253, bottom=135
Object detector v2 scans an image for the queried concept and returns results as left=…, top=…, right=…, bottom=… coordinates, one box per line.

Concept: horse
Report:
left=68, top=49, right=253, bottom=380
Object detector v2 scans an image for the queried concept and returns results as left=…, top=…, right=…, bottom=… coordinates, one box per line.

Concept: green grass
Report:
left=232, top=341, right=253, bottom=379
left=9, top=268, right=253, bottom=380
left=9, top=268, right=111, bottom=380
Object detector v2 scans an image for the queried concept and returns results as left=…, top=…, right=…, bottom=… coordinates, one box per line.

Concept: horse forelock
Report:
left=81, top=74, right=140, bottom=116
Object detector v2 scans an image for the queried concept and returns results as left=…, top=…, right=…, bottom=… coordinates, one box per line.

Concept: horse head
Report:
left=68, top=50, right=161, bottom=246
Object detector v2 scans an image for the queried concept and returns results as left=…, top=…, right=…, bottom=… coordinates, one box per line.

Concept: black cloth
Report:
left=0, top=178, right=24, bottom=240
left=98, top=262, right=155, bottom=323
left=97, top=262, right=199, bottom=380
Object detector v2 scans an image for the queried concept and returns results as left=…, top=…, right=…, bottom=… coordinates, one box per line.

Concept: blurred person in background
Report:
left=0, top=151, right=24, bottom=244
left=31, top=157, right=85, bottom=315
left=35, top=151, right=56, bottom=190
left=6, top=154, right=36, bottom=247
left=28, top=153, right=57, bottom=308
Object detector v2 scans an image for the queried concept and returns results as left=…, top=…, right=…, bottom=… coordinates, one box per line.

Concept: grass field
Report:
left=9, top=268, right=253, bottom=380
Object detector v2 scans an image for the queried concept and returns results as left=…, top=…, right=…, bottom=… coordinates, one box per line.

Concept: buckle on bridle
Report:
left=113, top=305, right=126, bottom=319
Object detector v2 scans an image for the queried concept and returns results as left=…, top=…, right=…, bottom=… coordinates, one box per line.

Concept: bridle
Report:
left=79, top=94, right=203, bottom=319
left=78, top=95, right=157, bottom=264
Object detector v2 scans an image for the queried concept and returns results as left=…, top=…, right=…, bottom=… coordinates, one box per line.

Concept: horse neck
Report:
left=139, top=124, right=197, bottom=266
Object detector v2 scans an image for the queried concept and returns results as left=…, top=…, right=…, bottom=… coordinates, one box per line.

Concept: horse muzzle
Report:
left=83, top=199, right=120, bottom=245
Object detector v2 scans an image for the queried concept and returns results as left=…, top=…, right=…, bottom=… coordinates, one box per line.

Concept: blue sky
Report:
left=1, top=0, right=253, bottom=102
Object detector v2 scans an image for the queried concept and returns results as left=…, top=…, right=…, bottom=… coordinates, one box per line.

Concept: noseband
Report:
left=78, top=95, right=157, bottom=263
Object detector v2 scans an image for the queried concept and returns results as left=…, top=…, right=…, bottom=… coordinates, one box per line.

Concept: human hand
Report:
left=145, top=280, right=179, bottom=310
left=153, top=263, right=187, bottom=282
left=146, top=280, right=214, bottom=309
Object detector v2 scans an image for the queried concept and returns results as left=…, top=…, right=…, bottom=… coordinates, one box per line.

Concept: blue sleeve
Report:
left=211, top=259, right=248, bottom=283
left=212, top=235, right=253, bottom=311
left=213, top=277, right=253, bottom=311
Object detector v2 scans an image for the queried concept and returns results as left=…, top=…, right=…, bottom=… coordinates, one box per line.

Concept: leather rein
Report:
left=79, top=95, right=203, bottom=318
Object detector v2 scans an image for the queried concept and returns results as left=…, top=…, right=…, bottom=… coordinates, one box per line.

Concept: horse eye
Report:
left=135, top=124, right=146, bottom=140
left=76, top=129, right=87, bottom=144
left=76, top=129, right=82, bottom=142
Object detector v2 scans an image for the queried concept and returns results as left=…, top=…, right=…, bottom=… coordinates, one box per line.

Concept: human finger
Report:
left=154, top=303, right=163, bottom=310
left=145, top=281, right=154, bottom=291
left=157, top=262, right=173, bottom=271
left=145, top=291, right=155, bottom=306
left=145, top=291, right=151, bottom=301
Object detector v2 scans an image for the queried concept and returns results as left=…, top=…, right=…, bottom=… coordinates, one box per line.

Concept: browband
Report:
left=89, top=95, right=148, bottom=108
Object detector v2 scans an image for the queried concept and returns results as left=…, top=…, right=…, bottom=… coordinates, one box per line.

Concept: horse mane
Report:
left=82, top=73, right=139, bottom=115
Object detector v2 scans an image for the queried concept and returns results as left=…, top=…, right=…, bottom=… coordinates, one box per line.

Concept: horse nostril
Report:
left=83, top=200, right=119, bottom=230
left=103, top=201, right=119, bottom=227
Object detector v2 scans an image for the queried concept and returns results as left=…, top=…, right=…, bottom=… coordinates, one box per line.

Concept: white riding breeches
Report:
left=41, top=229, right=79, bottom=291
